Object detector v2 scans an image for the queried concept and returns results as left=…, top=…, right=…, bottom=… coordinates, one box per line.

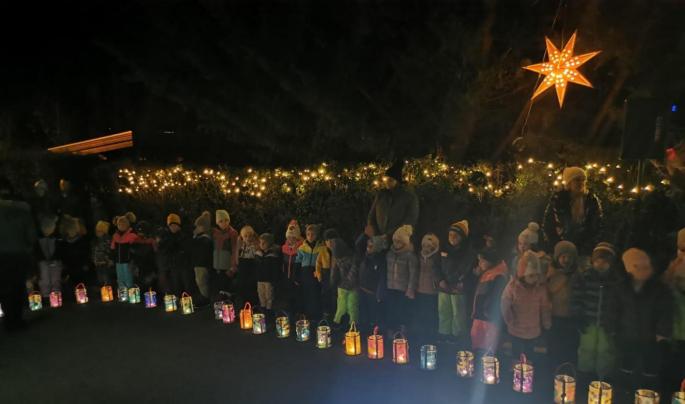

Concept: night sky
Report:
left=1, top=0, right=683, bottom=165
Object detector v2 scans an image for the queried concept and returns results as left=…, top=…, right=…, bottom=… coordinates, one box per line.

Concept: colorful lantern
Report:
left=481, top=354, right=500, bottom=385
left=344, top=322, right=361, bottom=356
left=213, top=292, right=231, bottom=320
left=75, top=283, right=88, bottom=304
left=513, top=354, right=534, bottom=393
left=316, top=320, right=331, bottom=349
left=164, top=294, right=177, bottom=312
left=673, top=380, right=685, bottom=404
left=117, top=287, right=128, bottom=302
left=419, top=345, right=437, bottom=370
left=144, top=289, right=157, bottom=308
left=28, top=291, right=43, bottom=311
left=49, top=291, right=62, bottom=308
left=367, top=326, right=384, bottom=360
left=296, top=316, right=310, bottom=342
left=222, top=302, right=236, bottom=324
left=128, top=285, right=141, bottom=303
left=240, top=302, right=253, bottom=330
left=252, top=313, right=266, bottom=334
left=180, top=292, right=193, bottom=314
left=392, top=332, right=409, bottom=364
left=554, top=363, right=576, bottom=404
left=275, top=312, right=290, bottom=338
left=588, top=381, right=612, bottom=404
left=0, top=303, right=3, bottom=317
left=456, top=350, right=475, bottom=378
left=634, top=389, right=659, bottom=403
left=100, top=285, right=114, bottom=302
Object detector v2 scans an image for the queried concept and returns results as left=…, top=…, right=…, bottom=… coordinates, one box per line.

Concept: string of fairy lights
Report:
left=116, top=157, right=666, bottom=201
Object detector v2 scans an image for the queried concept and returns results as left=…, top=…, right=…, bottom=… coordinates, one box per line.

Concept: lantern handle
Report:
left=519, top=353, right=527, bottom=364
left=392, top=331, right=406, bottom=340
left=348, top=321, right=358, bottom=333
left=298, top=314, right=307, bottom=321
left=554, top=362, right=577, bottom=379
left=372, top=325, right=380, bottom=336
left=181, top=291, right=190, bottom=298
left=243, top=301, right=252, bottom=310
left=318, top=319, right=330, bottom=327
left=75, top=282, right=86, bottom=290
left=277, top=310, right=289, bottom=319
left=217, top=290, right=231, bottom=300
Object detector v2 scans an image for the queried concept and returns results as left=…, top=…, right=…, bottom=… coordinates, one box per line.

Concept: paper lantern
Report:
left=367, top=326, right=384, bottom=360
left=240, top=302, right=253, bottom=330
left=296, top=317, right=310, bottom=342
left=481, top=354, right=500, bottom=385
left=213, top=301, right=225, bottom=320
left=513, top=354, right=534, bottom=393
left=554, top=363, right=576, bottom=404
left=180, top=292, right=193, bottom=314
left=222, top=303, right=236, bottom=324
left=634, top=389, right=659, bottom=403
left=344, top=322, right=361, bottom=356
left=392, top=332, right=409, bottom=364
left=275, top=312, right=290, bottom=338
left=252, top=313, right=266, bottom=334
left=75, top=283, right=88, bottom=304
left=28, top=291, right=42, bottom=311
left=144, top=289, right=157, bottom=308
left=117, top=287, right=128, bottom=302
left=456, top=350, right=475, bottom=378
left=316, top=320, right=331, bottom=349
left=128, top=286, right=141, bottom=304
left=0, top=303, right=3, bottom=317
left=420, top=345, right=437, bottom=370
left=49, top=291, right=62, bottom=308
left=100, top=285, right=114, bottom=302
left=164, top=294, right=177, bottom=312
left=588, top=381, right=612, bottom=404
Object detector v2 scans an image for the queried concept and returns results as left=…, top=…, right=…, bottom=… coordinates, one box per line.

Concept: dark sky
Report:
left=1, top=0, right=683, bottom=165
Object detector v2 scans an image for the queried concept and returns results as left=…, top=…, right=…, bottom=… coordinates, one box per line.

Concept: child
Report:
left=438, top=220, right=474, bottom=343
left=37, top=215, right=63, bottom=298
left=547, top=240, right=579, bottom=365
left=571, top=242, right=620, bottom=377
left=92, top=220, right=113, bottom=286
left=386, top=225, right=418, bottom=335
left=358, top=234, right=387, bottom=332
left=511, top=222, right=540, bottom=277
left=132, top=220, right=157, bottom=289
left=60, top=215, right=89, bottom=290
left=501, top=250, right=551, bottom=358
left=416, top=233, right=440, bottom=338
left=111, top=212, right=139, bottom=288
left=664, top=228, right=685, bottom=393
left=191, top=211, right=213, bottom=301
left=255, top=233, right=280, bottom=313
left=318, top=229, right=336, bottom=319
left=158, top=213, right=191, bottom=296
left=211, top=209, right=239, bottom=301
left=470, top=247, right=508, bottom=353
left=330, top=236, right=358, bottom=327
left=296, top=224, right=326, bottom=318
left=280, top=219, right=303, bottom=313
left=237, top=225, right=259, bottom=306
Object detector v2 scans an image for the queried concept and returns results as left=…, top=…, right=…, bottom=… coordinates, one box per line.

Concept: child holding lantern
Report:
left=237, top=225, right=259, bottom=306
left=158, top=213, right=192, bottom=296
left=329, top=234, right=359, bottom=327
left=547, top=240, right=580, bottom=366
left=111, top=212, right=139, bottom=288
left=191, top=211, right=213, bottom=301
left=295, top=224, right=326, bottom=318
left=279, top=219, right=303, bottom=313
left=470, top=247, right=508, bottom=353
left=357, top=233, right=387, bottom=333
left=211, top=209, right=239, bottom=301
left=255, top=233, right=280, bottom=313
left=416, top=233, right=440, bottom=338
left=385, top=224, right=418, bottom=336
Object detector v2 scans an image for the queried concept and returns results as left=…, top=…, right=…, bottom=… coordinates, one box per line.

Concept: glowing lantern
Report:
left=275, top=312, right=290, bottom=338
left=28, top=292, right=42, bottom=311
left=554, top=363, right=576, bottom=404
left=128, top=286, right=141, bottom=303
left=144, top=289, right=157, bottom=308
left=316, top=320, right=331, bottom=349
left=240, top=302, right=253, bottom=330
left=296, top=317, right=310, bottom=342
left=214, top=292, right=231, bottom=320
left=344, top=322, right=361, bottom=356
left=117, top=287, right=128, bottom=302
left=0, top=303, right=3, bottom=317
left=75, top=283, right=88, bottom=304
left=673, top=380, right=685, bottom=403
left=392, top=332, right=409, bottom=365
left=164, top=294, right=177, bottom=312
left=367, top=326, right=384, bottom=360
left=252, top=313, right=266, bottom=334
left=420, top=345, right=437, bottom=370
left=481, top=354, right=500, bottom=385
left=513, top=354, right=534, bottom=393
left=588, top=381, right=612, bottom=404
left=180, top=292, right=193, bottom=314
left=634, top=390, right=659, bottom=403
left=456, top=350, right=475, bottom=378
left=100, top=285, right=114, bottom=302
left=49, top=291, right=62, bottom=308
left=222, top=303, right=236, bottom=324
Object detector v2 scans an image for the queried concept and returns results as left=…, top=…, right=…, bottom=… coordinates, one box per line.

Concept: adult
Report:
left=0, top=177, right=37, bottom=331
left=367, top=160, right=419, bottom=242
left=542, top=167, right=603, bottom=256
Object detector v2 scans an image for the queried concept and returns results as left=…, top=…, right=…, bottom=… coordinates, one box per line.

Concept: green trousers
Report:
left=334, top=288, right=359, bottom=324
left=438, top=292, right=468, bottom=337
left=578, top=324, right=615, bottom=377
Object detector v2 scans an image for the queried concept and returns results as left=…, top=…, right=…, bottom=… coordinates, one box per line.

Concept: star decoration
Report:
left=523, top=31, right=600, bottom=107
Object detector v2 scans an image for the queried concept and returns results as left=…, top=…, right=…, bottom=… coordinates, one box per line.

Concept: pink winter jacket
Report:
left=501, top=279, right=552, bottom=339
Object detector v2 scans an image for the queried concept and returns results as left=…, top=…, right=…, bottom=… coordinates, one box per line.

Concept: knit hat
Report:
left=285, top=219, right=301, bottom=240
left=592, top=242, right=617, bottom=262
left=421, top=233, right=440, bottom=256
left=215, top=209, right=230, bottom=224
left=518, top=222, right=540, bottom=245
left=323, top=228, right=340, bottom=241
left=392, top=224, right=413, bottom=246
left=95, top=220, right=110, bottom=235
left=368, top=235, right=387, bottom=253
left=259, top=233, right=275, bottom=247
left=478, top=247, right=501, bottom=265
left=384, top=160, right=405, bottom=183
left=562, top=167, right=587, bottom=185
left=554, top=240, right=578, bottom=261
left=194, top=211, right=211, bottom=234
left=167, top=213, right=181, bottom=226
left=114, top=212, right=136, bottom=228
left=449, top=220, right=469, bottom=238
left=622, top=248, right=651, bottom=274
left=678, top=228, right=685, bottom=251
left=305, top=224, right=321, bottom=239
left=518, top=250, right=542, bottom=277
left=40, top=215, right=58, bottom=236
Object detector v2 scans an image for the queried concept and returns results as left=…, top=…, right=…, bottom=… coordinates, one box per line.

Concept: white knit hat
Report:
left=393, top=225, right=413, bottom=245
left=518, top=222, right=540, bottom=245
left=563, top=167, right=587, bottom=185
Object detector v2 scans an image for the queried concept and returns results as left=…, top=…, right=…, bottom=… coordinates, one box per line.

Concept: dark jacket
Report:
left=62, top=236, right=89, bottom=274
left=190, top=233, right=213, bottom=269
left=157, top=229, right=190, bottom=272
left=542, top=190, right=603, bottom=255
left=330, top=238, right=358, bottom=291
left=438, top=243, right=475, bottom=294
left=367, top=185, right=419, bottom=237
left=91, top=235, right=112, bottom=267
left=255, top=246, right=280, bottom=283
left=356, top=235, right=387, bottom=299
left=472, top=261, right=508, bottom=323
left=611, top=276, right=672, bottom=341
left=570, top=267, right=622, bottom=330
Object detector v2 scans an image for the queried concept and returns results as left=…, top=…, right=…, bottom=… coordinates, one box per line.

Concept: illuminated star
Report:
left=523, top=31, right=600, bottom=107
